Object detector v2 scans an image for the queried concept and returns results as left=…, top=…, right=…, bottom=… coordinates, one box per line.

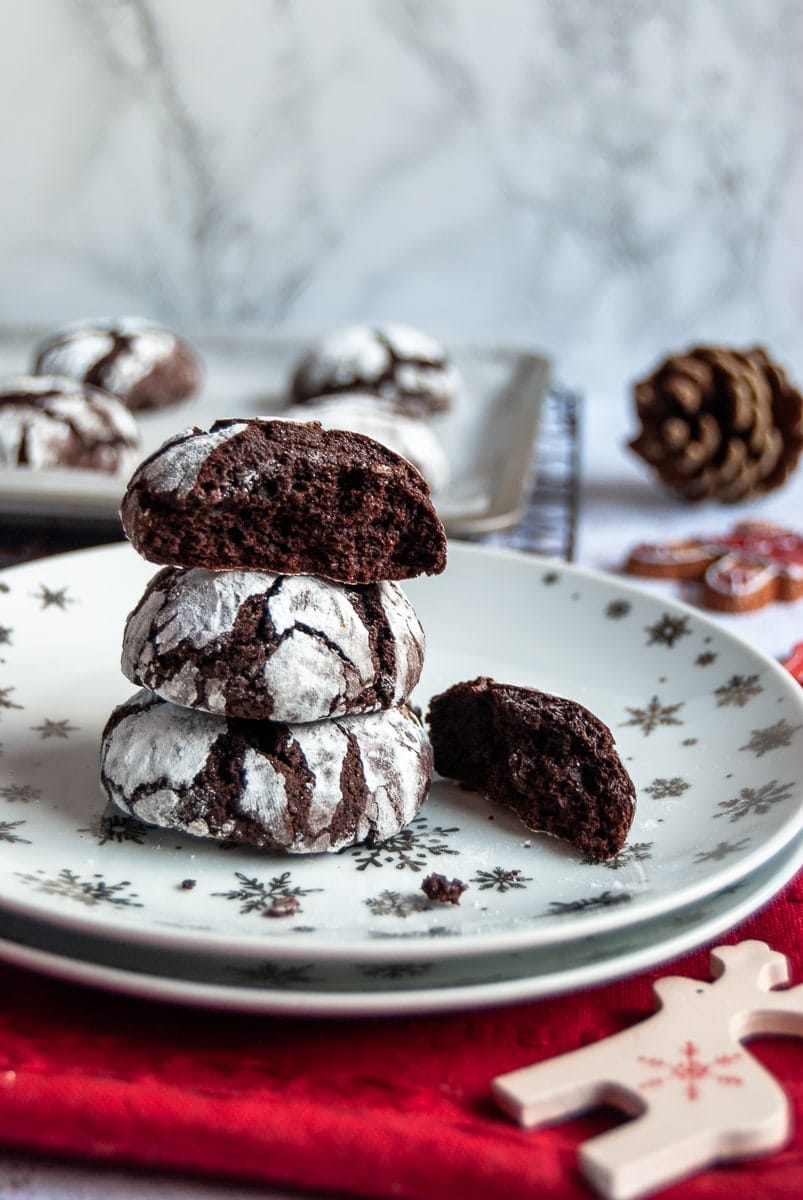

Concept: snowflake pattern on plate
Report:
left=212, top=871, right=322, bottom=917
left=471, top=867, right=533, bottom=892
left=14, top=868, right=143, bottom=908
left=78, top=810, right=149, bottom=846
left=622, top=695, right=685, bottom=736
left=645, top=614, right=692, bottom=648
left=0, top=783, right=41, bottom=803
left=30, top=718, right=79, bottom=739
left=0, top=541, right=801, bottom=963
left=739, top=719, right=802, bottom=757
left=693, top=839, right=751, bottom=863
left=229, top=961, right=321, bottom=988
left=348, top=816, right=460, bottom=872
left=0, top=819, right=30, bottom=844
left=715, top=780, right=795, bottom=822
left=359, top=961, right=433, bottom=980
left=32, top=585, right=76, bottom=611
left=0, top=688, right=22, bottom=713
left=546, top=890, right=632, bottom=916
left=364, top=890, right=433, bottom=919
left=644, top=778, right=690, bottom=800
left=596, top=842, right=654, bottom=870
left=714, top=675, right=763, bottom=707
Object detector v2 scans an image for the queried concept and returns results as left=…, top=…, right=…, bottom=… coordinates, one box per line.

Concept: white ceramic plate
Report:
left=0, top=333, right=549, bottom=536
left=0, top=827, right=799, bottom=1016
left=1, top=542, right=802, bottom=963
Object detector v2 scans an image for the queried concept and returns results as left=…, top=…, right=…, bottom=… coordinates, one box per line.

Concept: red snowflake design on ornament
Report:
left=638, top=1040, right=744, bottom=1101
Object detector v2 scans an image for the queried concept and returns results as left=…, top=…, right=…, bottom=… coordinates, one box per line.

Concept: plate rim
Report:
left=0, top=825, right=799, bottom=1017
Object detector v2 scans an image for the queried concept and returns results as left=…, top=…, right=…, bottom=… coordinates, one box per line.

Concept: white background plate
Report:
left=0, top=332, right=550, bottom=536
left=0, top=542, right=801, bottom=962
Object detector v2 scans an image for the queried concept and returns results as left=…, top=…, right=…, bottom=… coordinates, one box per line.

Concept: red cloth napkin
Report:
left=0, top=872, right=802, bottom=1200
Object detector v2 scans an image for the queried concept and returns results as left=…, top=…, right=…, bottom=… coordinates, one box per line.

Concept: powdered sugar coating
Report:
left=293, top=395, right=450, bottom=492
left=381, top=323, right=446, bottom=363
left=33, top=317, right=201, bottom=411
left=39, top=328, right=175, bottom=395
left=300, top=326, right=390, bottom=392
left=0, top=375, right=140, bottom=474
left=100, top=690, right=432, bottom=853
left=130, top=422, right=247, bottom=498
left=121, top=567, right=425, bottom=722
left=291, top=323, right=461, bottom=415
left=99, top=691, right=225, bottom=837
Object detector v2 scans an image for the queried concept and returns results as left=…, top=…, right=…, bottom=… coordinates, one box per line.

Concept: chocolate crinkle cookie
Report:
left=121, top=566, right=425, bottom=723
left=33, top=316, right=202, bottom=412
left=0, top=375, right=139, bottom=474
left=100, top=690, right=433, bottom=854
left=120, top=418, right=447, bottom=583
left=290, top=323, right=462, bottom=416
left=427, top=678, right=636, bottom=863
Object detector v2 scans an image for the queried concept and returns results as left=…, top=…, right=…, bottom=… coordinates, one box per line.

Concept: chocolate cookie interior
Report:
left=121, top=418, right=447, bottom=583
left=427, top=677, right=636, bottom=862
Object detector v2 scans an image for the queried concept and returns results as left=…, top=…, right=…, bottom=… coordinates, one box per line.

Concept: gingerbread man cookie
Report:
left=625, top=521, right=803, bottom=613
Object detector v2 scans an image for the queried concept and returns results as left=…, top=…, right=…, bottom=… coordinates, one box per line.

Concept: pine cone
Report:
left=628, top=345, right=803, bottom=502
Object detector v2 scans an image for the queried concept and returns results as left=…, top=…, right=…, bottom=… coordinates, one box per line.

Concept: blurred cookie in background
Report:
left=0, top=375, right=140, bottom=474
left=289, top=322, right=462, bottom=416
left=33, top=316, right=202, bottom=412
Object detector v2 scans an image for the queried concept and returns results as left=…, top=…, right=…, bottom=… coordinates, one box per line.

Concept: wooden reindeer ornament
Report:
left=493, top=941, right=803, bottom=1200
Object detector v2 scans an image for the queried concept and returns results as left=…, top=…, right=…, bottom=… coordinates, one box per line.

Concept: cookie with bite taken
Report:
left=427, top=677, right=636, bottom=863
left=120, top=417, right=447, bottom=583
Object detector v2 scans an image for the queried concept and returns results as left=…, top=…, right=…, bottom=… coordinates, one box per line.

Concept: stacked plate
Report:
left=1, top=542, right=801, bottom=1016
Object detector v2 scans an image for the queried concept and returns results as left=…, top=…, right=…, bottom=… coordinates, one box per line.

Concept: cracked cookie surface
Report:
left=100, top=690, right=433, bottom=853
left=290, top=323, right=461, bottom=416
left=0, top=375, right=139, bottom=473
left=122, top=566, right=425, bottom=723
left=33, top=317, right=201, bottom=412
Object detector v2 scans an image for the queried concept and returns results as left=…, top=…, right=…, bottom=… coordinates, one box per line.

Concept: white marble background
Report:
left=0, top=0, right=802, bottom=392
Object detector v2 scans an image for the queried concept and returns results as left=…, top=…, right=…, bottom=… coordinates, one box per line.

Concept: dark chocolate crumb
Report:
left=421, top=873, right=468, bottom=905
left=263, top=894, right=302, bottom=919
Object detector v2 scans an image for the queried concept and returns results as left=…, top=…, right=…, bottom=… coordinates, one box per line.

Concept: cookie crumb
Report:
left=179, top=878, right=196, bottom=890
left=263, top=894, right=302, bottom=919
left=421, top=872, right=468, bottom=905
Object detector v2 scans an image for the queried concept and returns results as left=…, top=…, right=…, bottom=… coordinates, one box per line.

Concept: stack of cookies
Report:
left=100, top=417, right=446, bottom=854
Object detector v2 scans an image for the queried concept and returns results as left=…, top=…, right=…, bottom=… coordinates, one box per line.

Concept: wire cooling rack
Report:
left=477, top=382, right=582, bottom=562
